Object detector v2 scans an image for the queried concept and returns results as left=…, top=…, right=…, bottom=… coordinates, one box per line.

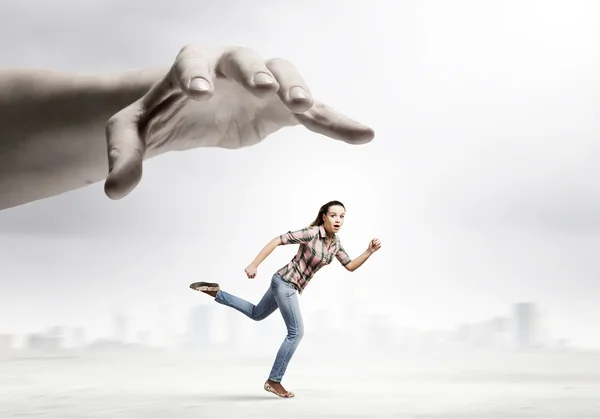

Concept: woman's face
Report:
left=323, top=205, right=345, bottom=234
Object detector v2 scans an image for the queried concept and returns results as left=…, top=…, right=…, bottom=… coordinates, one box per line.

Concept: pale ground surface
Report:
left=1, top=348, right=599, bottom=418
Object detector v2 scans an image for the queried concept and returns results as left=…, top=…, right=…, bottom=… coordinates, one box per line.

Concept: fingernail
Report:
left=252, top=72, right=276, bottom=86
left=189, top=77, right=211, bottom=92
left=289, top=86, right=311, bottom=101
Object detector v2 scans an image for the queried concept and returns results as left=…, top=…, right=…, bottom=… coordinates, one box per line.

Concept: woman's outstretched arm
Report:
left=244, top=226, right=319, bottom=278
left=245, top=237, right=281, bottom=277
left=340, top=238, right=382, bottom=272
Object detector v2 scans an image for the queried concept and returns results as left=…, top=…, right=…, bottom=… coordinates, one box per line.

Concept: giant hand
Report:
left=104, top=45, right=375, bottom=199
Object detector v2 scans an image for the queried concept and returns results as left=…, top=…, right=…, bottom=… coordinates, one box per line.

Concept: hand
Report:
left=244, top=264, right=257, bottom=279
left=104, top=45, right=375, bottom=200
left=368, top=238, right=382, bottom=254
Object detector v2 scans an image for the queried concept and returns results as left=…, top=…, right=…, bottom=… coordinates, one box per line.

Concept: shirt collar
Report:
left=318, top=225, right=336, bottom=242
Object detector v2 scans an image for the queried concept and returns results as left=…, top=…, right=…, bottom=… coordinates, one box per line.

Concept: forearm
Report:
left=0, top=68, right=167, bottom=210
left=347, top=249, right=374, bottom=272
left=250, top=237, right=281, bottom=267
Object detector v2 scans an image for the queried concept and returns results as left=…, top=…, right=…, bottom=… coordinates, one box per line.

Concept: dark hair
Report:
left=309, top=200, right=346, bottom=227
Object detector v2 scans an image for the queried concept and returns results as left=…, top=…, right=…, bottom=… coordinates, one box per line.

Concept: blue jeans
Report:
left=214, top=273, right=304, bottom=382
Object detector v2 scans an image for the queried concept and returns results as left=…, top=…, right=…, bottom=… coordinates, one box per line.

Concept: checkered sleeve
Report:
left=279, top=226, right=319, bottom=245
left=335, top=242, right=352, bottom=266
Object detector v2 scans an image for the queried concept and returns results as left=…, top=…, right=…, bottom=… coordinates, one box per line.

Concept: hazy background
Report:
left=1, top=0, right=599, bottom=350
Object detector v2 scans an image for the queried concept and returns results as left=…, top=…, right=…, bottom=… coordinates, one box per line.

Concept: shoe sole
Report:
left=189, top=282, right=220, bottom=292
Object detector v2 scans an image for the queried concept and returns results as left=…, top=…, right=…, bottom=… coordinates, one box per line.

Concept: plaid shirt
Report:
left=276, top=225, right=352, bottom=294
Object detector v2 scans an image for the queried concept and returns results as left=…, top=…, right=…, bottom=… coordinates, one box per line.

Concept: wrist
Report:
left=105, top=68, right=167, bottom=101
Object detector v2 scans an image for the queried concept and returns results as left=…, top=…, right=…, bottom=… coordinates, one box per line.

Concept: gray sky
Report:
left=1, top=0, right=600, bottom=348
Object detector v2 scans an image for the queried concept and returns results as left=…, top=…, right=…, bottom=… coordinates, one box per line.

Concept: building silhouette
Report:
left=0, top=334, right=15, bottom=353
left=26, top=332, right=63, bottom=352
left=72, top=327, right=86, bottom=348
left=112, top=313, right=129, bottom=343
left=187, top=304, right=213, bottom=349
left=512, top=302, right=542, bottom=349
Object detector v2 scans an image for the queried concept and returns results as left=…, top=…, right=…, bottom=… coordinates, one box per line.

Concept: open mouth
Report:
left=334, top=225, right=340, bottom=229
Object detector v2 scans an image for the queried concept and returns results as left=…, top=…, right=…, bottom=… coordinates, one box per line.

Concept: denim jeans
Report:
left=214, top=272, right=304, bottom=382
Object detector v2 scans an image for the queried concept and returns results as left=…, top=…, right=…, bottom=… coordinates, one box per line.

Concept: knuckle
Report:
left=178, top=44, right=195, bottom=57
left=227, top=46, right=252, bottom=58
left=174, top=55, right=195, bottom=74
left=222, top=47, right=264, bottom=69
left=220, top=47, right=239, bottom=61
left=265, top=57, right=285, bottom=66
left=105, top=115, right=122, bottom=137
left=107, top=147, right=120, bottom=159
left=266, top=57, right=295, bottom=71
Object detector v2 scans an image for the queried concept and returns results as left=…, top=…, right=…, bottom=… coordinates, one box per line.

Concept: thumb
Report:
left=104, top=105, right=146, bottom=200
left=295, top=101, right=375, bottom=145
